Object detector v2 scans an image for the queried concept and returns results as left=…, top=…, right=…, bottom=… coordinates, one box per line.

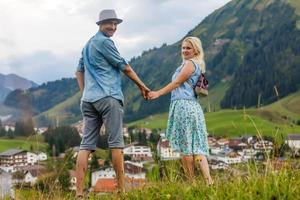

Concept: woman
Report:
left=148, top=37, right=213, bottom=184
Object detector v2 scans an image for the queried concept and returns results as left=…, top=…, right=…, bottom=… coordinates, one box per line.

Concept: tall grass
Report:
left=13, top=158, right=300, bottom=200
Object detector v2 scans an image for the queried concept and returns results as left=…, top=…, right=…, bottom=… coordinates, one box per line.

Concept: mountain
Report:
left=0, top=73, right=38, bottom=102
left=3, top=0, right=300, bottom=126
left=3, top=78, right=78, bottom=114
left=122, top=0, right=300, bottom=121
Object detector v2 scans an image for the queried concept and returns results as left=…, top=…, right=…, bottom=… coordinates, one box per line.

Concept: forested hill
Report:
left=123, top=0, right=300, bottom=121
left=4, top=78, right=78, bottom=114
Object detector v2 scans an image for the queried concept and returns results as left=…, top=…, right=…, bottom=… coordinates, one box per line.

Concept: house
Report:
left=217, top=138, right=229, bottom=146
left=286, top=134, right=300, bottom=153
left=209, top=159, right=229, bottom=170
left=123, top=143, right=152, bottom=161
left=228, top=139, right=248, bottom=151
left=123, top=126, right=129, bottom=138
left=157, top=134, right=180, bottom=160
left=207, top=136, right=217, bottom=146
left=239, top=148, right=257, bottom=160
left=211, top=147, right=242, bottom=164
left=36, top=152, right=47, bottom=161
left=209, top=144, right=223, bottom=155
left=0, top=149, right=27, bottom=173
left=27, top=152, right=47, bottom=165
left=34, top=127, right=48, bottom=135
left=69, top=170, right=77, bottom=191
left=22, top=165, right=46, bottom=186
left=124, top=161, right=144, bottom=174
left=3, top=123, right=15, bottom=132
left=254, top=140, right=273, bottom=152
left=27, top=152, right=38, bottom=165
left=91, top=167, right=146, bottom=193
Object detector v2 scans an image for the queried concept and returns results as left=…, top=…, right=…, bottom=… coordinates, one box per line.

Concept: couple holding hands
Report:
left=75, top=9, right=212, bottom=198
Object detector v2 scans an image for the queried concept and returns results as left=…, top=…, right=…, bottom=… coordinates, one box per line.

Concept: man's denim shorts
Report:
left=79, top=97, right=124, bottom=151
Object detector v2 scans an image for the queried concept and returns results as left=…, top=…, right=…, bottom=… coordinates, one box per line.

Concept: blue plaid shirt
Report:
left=77, top=31, right=128, bottom=104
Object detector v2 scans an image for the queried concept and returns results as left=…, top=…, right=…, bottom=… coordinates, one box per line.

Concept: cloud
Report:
left=1, top=51, right=78, bottom=84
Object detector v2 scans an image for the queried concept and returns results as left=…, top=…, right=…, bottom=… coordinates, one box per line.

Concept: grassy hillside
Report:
left=34, top=92, right=82, bottom=126
left=15, top=161, right=300, bottom=199
left=0, top=137, right=47, bottom=152
left=128, top=91, right=300, bottom=137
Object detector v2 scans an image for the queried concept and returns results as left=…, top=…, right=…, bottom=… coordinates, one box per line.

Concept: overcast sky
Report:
left=0, top=0, right=230, bottom=84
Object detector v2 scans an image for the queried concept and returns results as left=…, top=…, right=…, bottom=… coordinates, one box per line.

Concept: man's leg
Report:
left=100, top=97, right=125, bottom=192
left=76, top=101, right=101, bottom=197
left=76, top=150, right=91, bottom=197
left=181, top=155, right=194, bottom=182
left=111, top=148, right=125, bottom=192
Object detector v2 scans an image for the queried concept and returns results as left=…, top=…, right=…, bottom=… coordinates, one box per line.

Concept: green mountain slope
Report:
left=34, top=92, right=81, bottom=126
left=122, top=0, right=300, bottom=121
left=128, top=90, right=300, bottom=137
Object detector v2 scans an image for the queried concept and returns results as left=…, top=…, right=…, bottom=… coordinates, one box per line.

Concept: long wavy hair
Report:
left=182, top=36, right=206, bottom=73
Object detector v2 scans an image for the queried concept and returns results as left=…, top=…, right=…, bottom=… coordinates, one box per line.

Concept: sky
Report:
left=0, top=0, right=230, bottom=84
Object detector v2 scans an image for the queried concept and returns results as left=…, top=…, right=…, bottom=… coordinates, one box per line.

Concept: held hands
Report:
left=139, top=85, right=161, bottom=100
left=139, top=85, right=151, bottom=99
left=147, top=91, right=160, bottom=100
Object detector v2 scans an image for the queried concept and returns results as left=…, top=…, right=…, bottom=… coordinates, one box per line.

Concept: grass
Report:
left=13, top=160, right=300, bottom=200
left=0, top=137, right=47, bottom=152
left=127, top=91, right=300, bottom=137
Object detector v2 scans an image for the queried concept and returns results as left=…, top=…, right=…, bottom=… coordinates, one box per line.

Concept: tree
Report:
left=7, top=128, right=14, bottom=139
left=44, top=126, right=81, bottom=156
left=90, top=154, right=99, bottom=171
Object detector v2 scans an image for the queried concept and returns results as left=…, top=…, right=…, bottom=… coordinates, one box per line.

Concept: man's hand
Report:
left=139, top=85, right=151, bottom=99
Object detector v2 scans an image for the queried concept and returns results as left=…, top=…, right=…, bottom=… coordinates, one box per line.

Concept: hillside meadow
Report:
left=0, top=136, right=47, bottom=152
left=128, top=91, right=300, bottom=138
left=12, top=159, right=300, bottom=200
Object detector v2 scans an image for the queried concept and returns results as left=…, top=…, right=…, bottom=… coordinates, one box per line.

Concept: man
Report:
left=75, top=9, right=150, bottom=198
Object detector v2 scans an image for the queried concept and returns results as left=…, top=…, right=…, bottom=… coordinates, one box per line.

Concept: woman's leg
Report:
left=181, top=155, right=194, bottom=181
left=194, top=155, right=213, bottom=185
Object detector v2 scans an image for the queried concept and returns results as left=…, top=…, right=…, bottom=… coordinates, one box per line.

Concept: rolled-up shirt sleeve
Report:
left=77, top=50, right=85, bottom=72
left=101, top=39, right=128, bottom=71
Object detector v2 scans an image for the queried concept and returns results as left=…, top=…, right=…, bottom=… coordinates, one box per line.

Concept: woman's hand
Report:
left=148, top=91, right=161, bottom=100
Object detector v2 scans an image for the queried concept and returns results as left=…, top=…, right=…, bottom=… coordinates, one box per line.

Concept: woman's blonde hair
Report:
left=182, top=36, right=206, bottom=73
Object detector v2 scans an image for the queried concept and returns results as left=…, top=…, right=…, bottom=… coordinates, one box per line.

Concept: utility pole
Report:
left=274, top=85, right=279, bottom=101
left=257, top=92, right=262, bottom=108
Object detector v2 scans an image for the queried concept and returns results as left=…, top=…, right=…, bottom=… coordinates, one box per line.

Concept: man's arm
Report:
left=123, top=64, right=150, bottom=99
left=76, top=71, right=84, bottom=93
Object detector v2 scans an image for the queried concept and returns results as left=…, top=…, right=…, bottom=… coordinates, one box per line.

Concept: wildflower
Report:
left=166, top=194, right=171, bottom=199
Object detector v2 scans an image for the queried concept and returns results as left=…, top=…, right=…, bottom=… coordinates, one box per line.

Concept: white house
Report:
left=69, top=170, right=77, bottom=191
left=24, top=171, right=38, bottom=185
left=0, top=149, right=28, bottom=173
left=22, top=165, right=46, bottom=186
left=27, top=152, right=47, bottom=165
left=254, top=140, right=273, bottom=152
left=209, top=160, right=229, bottom=170
left=36, top=152, right=47, bottom=161
left=211, top=148, right=242, bottom=164
left=286, top=134, right=300, bottom=151
left=210, top=145, right=224, bottom=155
left=157, top=134, right=180, bottom=160
left=27, top=152, right=38, bottom=165
left=123, top=143, right=152, bottom=161
left=91, top=167, right=146, bottom=188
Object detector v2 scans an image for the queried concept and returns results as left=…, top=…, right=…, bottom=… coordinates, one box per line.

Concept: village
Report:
left=0, top=121, right=300, bottom=198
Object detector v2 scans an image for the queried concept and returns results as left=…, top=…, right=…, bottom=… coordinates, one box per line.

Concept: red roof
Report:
left=94, top=179, right=117, bottom=193
left=93, top=177, right=146, bottom=193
